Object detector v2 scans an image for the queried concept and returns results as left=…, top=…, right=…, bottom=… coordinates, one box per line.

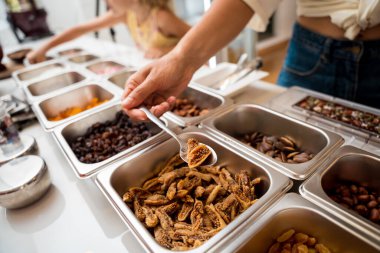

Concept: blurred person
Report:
left=121, top=0, right=380, bottom=120
left=27, top=0, right=190, bottom=62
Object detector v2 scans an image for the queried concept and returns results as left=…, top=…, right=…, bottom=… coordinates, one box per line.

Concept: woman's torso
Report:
left=125, top=8, right=180, bottom=51
left=297, top=0, right=380, bottom=40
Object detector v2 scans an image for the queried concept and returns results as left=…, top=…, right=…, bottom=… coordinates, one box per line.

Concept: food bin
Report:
left=95, top=127, right=292, bottom=253
left=300, top=145, right=380, bottom=244
left=163, top=84, right=233, bottom=127
left=201, top=104, right=344, bottom=180
left=52, top=101, right=169, bottom=178
left=32, top=83, right=120, bottom=131
left=23, top=70, right=87, bottom=102
left=210, top=193, right=379, bottom=252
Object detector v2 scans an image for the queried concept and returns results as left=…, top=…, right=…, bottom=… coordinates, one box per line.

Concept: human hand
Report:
left=121, top=52, right=197, bottom=121
left=26, top=48, right=47, bottom=64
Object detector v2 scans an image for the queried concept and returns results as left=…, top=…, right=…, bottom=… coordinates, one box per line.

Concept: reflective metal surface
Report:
left=163, top=84, right=233, bottom=127
left=201, top=104, right=344, bottom=180
left=15, top=62, right=65, bottom=82
left=0, top=155, right=51, bottom=209
left=52, top=102, right=169, bottom=178
left=86, top=60, right=126, bottom=77
left=32, top=83, right=120, bottom=131
left=300, top=145, right=380, bottom=245
left=211, top=193, right=379, bottom=252
left=96, top=127, right=292, bottom=253
left=68, top=54, right=99, bottom=64
left=108, top=70, right=136, bottom=89
left=27, top=71, right=85, bottom=96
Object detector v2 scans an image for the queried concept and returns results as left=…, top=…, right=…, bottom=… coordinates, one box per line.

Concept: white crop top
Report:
left=242, top=0, right=380, bottom=40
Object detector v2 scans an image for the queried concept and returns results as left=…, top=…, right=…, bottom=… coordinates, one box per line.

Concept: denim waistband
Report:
left=292, top=23, right=380, bottom=61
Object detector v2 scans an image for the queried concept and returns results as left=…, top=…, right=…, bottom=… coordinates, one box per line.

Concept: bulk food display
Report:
left=8, top=46, right=380, bottom=252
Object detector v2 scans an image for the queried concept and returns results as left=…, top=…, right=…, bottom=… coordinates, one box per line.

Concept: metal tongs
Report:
left=210, top=55, right=263, bottom=90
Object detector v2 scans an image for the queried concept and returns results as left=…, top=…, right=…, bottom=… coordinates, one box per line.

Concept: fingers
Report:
left=122, top=66, right=150, bottom=99
left=123, top=96, right=176, bottom=121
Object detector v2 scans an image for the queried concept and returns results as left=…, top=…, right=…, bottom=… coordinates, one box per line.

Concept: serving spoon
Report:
left=139, top=106, right=217, bottom=166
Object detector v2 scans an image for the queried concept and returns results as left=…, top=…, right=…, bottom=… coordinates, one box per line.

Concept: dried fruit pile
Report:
left=48, top=97, right=108, bottom=121
left=171, top=98, right=209, bottom=117
left=295, top=96, right=380, bottom=135
left=70, top=111, right=155, bottom=163
left=327, top=181, right=380, bottom=224
left=268, top=229, right=331, bottom=253
left=122, top=152, right=262, bottom=250
left=239, top=132, right=314, bottom=164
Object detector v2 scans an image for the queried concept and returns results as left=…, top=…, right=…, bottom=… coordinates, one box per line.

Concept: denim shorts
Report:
left=278, top=23, right=380, bottom=109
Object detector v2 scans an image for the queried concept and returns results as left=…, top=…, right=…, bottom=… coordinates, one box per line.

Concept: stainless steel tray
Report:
left=52, top=101, right=169, bottom=178
left=210, top=193, right=379, bottom=252
left=67, top=53, right=99, bottom=64
left=95, top=127, right=292, bottom=253
left=265, top=86, right=380, bottom=142
left=300, top=145, right=380, bottom=244
left=32, top=82, right=121, bottom=131
left=85, top=59, right=129, bottom=78
left=108, top=69, right=137, bottom=90
left=163, top=83, right=233, bottom=127
left=13, top=60, right=68, bottom=85
left=201, top=104, right=344, bottom=180
left=23, top=70, right=89, bottom=103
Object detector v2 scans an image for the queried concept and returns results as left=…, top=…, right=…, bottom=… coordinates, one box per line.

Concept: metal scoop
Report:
left=139, top=106, right=217, bottom=166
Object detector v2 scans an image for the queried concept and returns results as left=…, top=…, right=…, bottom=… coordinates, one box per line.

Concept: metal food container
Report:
left=201, top=104, right=344, bottom=180
left=210, top=193, right=379, bottom=252
left=163, top=84, right=233, bottom=127
left=52, top=101, right=169, bottom=178
left=108, top=69, right=136, bottom=89
left=13, top=62, right=66, bottom=83
left=68, top=53, right=99, bottom=64
left=23, top=71, right=87, bottom=102
left=86, top=60, right=127, bottom=77
left=0, top=155, right=51, bottom=209
left=57, top=48, right=83, bottom=56
left=265, top=86, right=379, bottom=141
left=32, top=83, right=120, bottom=131
left=95, top=127, right=292, bottom=253
left=300, top=145, right=380, bottom=244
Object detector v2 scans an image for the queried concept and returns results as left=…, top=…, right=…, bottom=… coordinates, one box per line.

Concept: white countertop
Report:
left=0, top=37, right=285, bottom=253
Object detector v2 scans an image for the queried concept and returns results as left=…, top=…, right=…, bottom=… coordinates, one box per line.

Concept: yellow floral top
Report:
left=125, top=8, right=180, bottom=51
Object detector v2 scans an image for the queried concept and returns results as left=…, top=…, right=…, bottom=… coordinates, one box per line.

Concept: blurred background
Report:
left=0, top=0, right=296, bottom=81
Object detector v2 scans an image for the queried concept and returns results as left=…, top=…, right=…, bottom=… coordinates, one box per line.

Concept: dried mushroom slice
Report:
left=187, top=138, right=211, bottom=168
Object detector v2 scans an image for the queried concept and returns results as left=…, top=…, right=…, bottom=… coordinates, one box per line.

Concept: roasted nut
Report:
left=269, top=229, right=331, bottom=253
left=327, top=181, right=379, bottom=225
left=171, top=98, right=209, bottom=117
left=295, top=96, right=380, bottom=135
left=239, top=132, right=314, bottom=164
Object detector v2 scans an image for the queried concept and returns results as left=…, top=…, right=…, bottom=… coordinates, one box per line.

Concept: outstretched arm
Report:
left=27, top=10, right=125, bottom=63
left=121, top=0, right=254, bottom=120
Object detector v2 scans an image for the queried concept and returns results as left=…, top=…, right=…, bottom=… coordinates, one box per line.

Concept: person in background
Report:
left=121, top=0, right=380, bottom=120
left=27, top=0, right=190, bottom=62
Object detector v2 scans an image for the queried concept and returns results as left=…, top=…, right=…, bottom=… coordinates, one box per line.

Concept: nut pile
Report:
left=122, top=152, right=262, bottom=251
left=48, top=97, right=108, bottom=121
left=327, top=181, right=380, bottom=224
left=268, top=229, right=331, bottom=253
left=295, top=96, right=380, bottom=135
left=70, top=111, right=155, bottom=163
left=171, top=98, right=209, bottom=117
left=239, top=132, right=314, bottom=164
